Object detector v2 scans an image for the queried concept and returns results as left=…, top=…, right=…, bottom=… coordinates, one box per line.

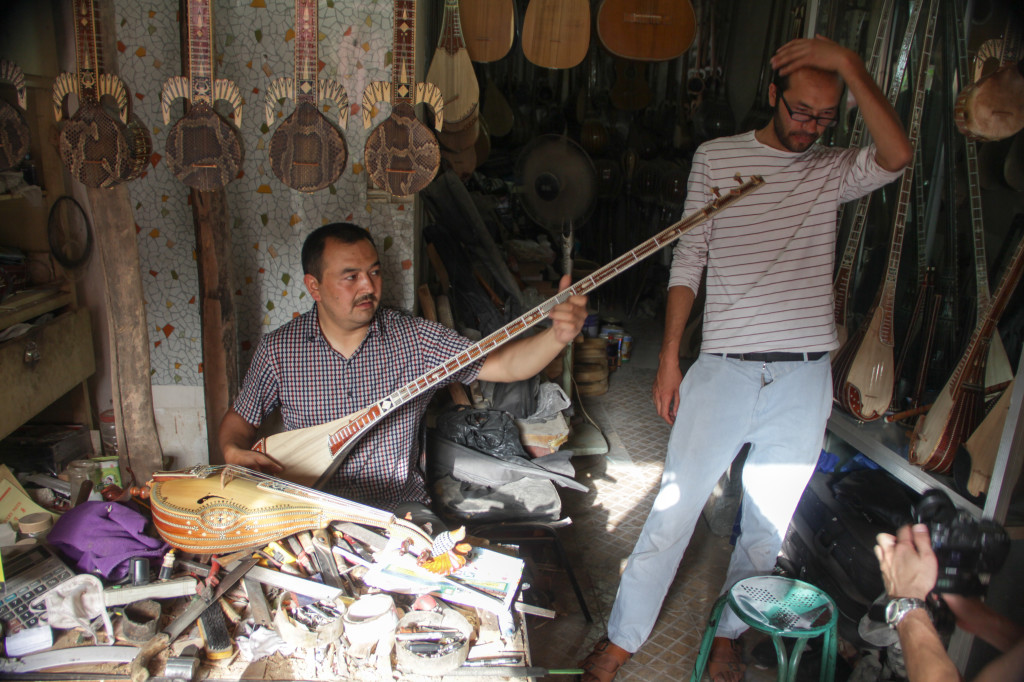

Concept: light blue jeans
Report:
left=607, top=352, right=833, bottom=651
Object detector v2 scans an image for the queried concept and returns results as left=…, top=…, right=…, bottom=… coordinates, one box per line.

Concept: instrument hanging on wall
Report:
left=909, top=227, right=1024, bottom=473
left=162, top=0, right=244, bottom=191
left=52, top=0, right=136, bottom=188
left=427, top=0, right=480, bottom=128
left=965, top=378, right=1015, bottom=495
left=363, top=0, right=444, bottom=196
left=265, top=0, right=349, bottom=193
left=252, top=176, right=766, bottom=489
left=596, top=0, right=696, bottom=62
left=458, top=0, right=515, bottom=63
left=954, top=18, right=1024, bottom=143
left=139, top=465, right=433, bottom=556
left=521, top=0, right=590, bottom=69
left=833, top=0, right=912, bottom=348
left=831, top=0, right=939, bottom=422
left=0, top=60, right=30, bottom=172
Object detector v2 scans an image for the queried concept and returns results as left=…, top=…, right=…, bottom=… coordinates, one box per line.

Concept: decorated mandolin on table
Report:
left=141, top=465, right=433, bottom=555
left=265, top=0, right=349, bottom=193
left=52, top=0, right=139, bottom=188
left=162, top=0, right=243, bottom=191
left=831, top=0, right=938, bottom=422
left=596, top=0, right=696, bottom=62
left=253, top=176, right=766, bottom=489
left=363, top=0, right=444, bottom=196
left=0, top=60, right=30, bottom=172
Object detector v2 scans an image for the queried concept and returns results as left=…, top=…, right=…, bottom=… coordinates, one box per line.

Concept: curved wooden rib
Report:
left=213, top=78, right=243, bottom=128
left=361, top=81, right=390, bottom=128
left=265, top=77, right=294, bottom=127
left=51, top=73, right=79, bottom=122
left=147, top=465, right=432, bottom=555
left=319, top=80, right=350, bottom=128
left=415, top=82, right=445, bottom=130
left=0, top=60, right=27, bottom=109
left=97, top=73, right=129, bottom=123
left=160, top=76, right=190, bottom=125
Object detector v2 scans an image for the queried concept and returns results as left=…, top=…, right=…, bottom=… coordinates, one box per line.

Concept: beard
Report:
left=772, top=112, right=819, bottom=153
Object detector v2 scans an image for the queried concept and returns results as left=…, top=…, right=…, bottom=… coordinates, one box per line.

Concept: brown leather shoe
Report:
left=580, top=637, right=632, bottom=682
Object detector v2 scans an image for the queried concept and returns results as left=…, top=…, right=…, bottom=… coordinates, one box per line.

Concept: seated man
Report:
left=219, top=222, right=587, bottom=511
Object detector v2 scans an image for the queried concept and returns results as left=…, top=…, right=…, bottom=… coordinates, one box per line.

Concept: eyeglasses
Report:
left=779, top=94, right=838, bottom=128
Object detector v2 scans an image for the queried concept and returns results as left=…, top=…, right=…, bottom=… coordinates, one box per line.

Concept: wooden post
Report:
left=87, top=184, right=163, bottom=486
left=191, top=188, right=238, bottom=463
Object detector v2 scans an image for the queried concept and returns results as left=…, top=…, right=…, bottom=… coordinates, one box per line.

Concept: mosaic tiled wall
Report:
left=112, top=0, right=415, bottom=386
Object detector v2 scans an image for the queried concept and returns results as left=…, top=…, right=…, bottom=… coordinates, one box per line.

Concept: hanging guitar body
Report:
left=58, top=103, right=132, bottom=189
left=0, top=60, right=30, bottom=172
left=144, top=465, right=433, bottom=555
left=365, top=102, right=441, bottom=196
left=458, top=0, right=515, bottom=63
left=165, top=103, right=243, bottom=191
left=269, top=101, right=347, bottom=193
left=596, top=0, right=696, bottom=62
left=522, top=0, right=590, bottom=69
left=831, top=303, right=895, bottom=421
left=955, top=60, right=1024, bottom=142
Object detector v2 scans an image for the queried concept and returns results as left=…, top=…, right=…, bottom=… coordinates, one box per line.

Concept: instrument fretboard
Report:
left=187, top=0, right=215, bottom=104
left=294, top=0, right=320, bottom=104
left=392, top=0, right=417, bottom=105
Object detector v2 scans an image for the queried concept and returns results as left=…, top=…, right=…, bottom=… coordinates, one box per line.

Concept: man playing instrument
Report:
left=580, top=36, right=912, bottom=682
left=219, top=222, right=587, bottom=512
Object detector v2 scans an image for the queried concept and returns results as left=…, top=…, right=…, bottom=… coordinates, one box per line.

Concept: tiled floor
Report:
left=526, top=316, right=778, bottom=682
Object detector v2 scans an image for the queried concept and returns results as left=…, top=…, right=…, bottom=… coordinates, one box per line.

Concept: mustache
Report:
left=354, top=294, right=377, bottom=306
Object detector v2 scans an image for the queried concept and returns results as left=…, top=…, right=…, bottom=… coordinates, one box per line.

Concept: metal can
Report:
left=620, top=335, right=633, bottom=362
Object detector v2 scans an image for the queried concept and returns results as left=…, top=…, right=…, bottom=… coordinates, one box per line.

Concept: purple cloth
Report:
left=48, top=501, right=169, bottom=581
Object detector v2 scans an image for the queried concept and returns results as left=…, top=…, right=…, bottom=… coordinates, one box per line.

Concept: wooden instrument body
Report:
left=596, top=0, right=696, bottom=62
left=162, top=0, right=244, bottom=191
left=0, top=60, right=30, bottom=172
left=833, top=303, right=895, bottom=421
left=266, top=0, right=349, bottom=193
left=254, top=177, right=766, bottom=488
left=363, top=0, right=443, bottom=196
left=965, top=378, right=1014, bottom=495
left=955, top=61, right=1024, bottom=142
left=458, top=0, right=515, bottom=63
left=522, top=0, right=590, bottom=69
left=426, top=0, right=479, bottom=126
left=148, top=465, right=432, bottom=555
left=165, top=103, right=243, bottom=191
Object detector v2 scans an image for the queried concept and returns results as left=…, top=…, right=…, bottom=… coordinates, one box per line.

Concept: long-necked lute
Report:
left=0, top=60, right=30, bottom=172
left=266, top=0, right=349, bottom=193
left=909, top=229, right=1024, bottom=473
left=254, top=175, right=766, bottom=489
left=831, top=0, right=939, bottom=422
left=142, top=465, right=433, bottom=555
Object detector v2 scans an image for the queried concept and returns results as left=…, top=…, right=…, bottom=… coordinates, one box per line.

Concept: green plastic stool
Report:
left=690, top=575, right=838, bottom=682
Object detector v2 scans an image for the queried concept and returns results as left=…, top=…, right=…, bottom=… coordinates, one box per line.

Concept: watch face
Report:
left=885, top=599, right=900, bottom=625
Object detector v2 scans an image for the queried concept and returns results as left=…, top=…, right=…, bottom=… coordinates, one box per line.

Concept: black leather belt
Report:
left=713, top=351, right=828, bottom=362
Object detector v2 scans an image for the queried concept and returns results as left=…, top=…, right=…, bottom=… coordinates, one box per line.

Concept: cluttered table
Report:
left=0, top=465, right=570, bottom=681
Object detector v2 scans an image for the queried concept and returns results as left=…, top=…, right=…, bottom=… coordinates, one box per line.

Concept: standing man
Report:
left=219, top=222, right=587, bottom=512
left=580, top=36, right=912, bottom=682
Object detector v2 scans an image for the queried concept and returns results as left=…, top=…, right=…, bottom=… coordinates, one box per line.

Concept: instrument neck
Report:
left=73, top=0, right=101, bottom=101
left=294, top=0, right=320, bottom=104
left=186, top=0, right=215, bottom=105
left=392, top=0, right=417, bottom=106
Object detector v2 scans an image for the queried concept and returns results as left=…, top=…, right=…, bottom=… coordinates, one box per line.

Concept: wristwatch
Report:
left=885, top=597, right=928, bottom=628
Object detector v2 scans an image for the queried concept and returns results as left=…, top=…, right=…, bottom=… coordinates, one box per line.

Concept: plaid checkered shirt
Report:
left=233, top=305, right=484, bottom=509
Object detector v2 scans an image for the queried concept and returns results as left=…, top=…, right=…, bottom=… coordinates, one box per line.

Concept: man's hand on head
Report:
left=771, top=35, right=857, bottom=78
left=548, top=274, right=588, bottom=345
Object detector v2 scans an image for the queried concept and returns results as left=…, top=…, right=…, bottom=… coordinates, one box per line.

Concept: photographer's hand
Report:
left=874, top=523, right=938, bottom=600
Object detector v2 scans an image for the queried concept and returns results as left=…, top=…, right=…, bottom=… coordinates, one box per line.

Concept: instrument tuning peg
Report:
left=734, top=173, right=743, bottom=184
left=711, top=186, right=721, bottom=197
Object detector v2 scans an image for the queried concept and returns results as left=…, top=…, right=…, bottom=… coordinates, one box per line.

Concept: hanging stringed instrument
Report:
left=363, top=0, right=444, bottom=196
left=426, top=0, right=480, bottom=128
left=0, top=60, right=30, bottom=172
left=51, top=0, right=135, bottom=188
left=458, top=0, right=515, bottom=63
left=833, top=0, right=914, bottom=348
left=162, top=0, right=244, bottom=191
left=831, top=0, right=939, bottom=422
left=951, top=0, right=1014, bottom=389
left=265, top=0, right=349, bottom=193
left=521, top=0, right=590, bottom=70
left=252, top=176, right=766, bottom=489
left=955, top=19, right=1024, bottom=143
left=596, top=0, right=696, bottom=62
left=909, top=229, right=1024, bottom=473
left=139, top=465, right=432, bottom=555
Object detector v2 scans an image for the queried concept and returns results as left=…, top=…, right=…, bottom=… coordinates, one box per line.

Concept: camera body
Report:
left=913, top=489, right=1010, bottom=595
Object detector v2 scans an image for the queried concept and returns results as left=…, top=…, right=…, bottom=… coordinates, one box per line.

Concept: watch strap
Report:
left=886, top=597, right=928, bottom=628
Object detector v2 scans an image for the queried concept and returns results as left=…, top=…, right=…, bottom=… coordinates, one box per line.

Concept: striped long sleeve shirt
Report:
left=669, top=130, right=904, bottom=353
